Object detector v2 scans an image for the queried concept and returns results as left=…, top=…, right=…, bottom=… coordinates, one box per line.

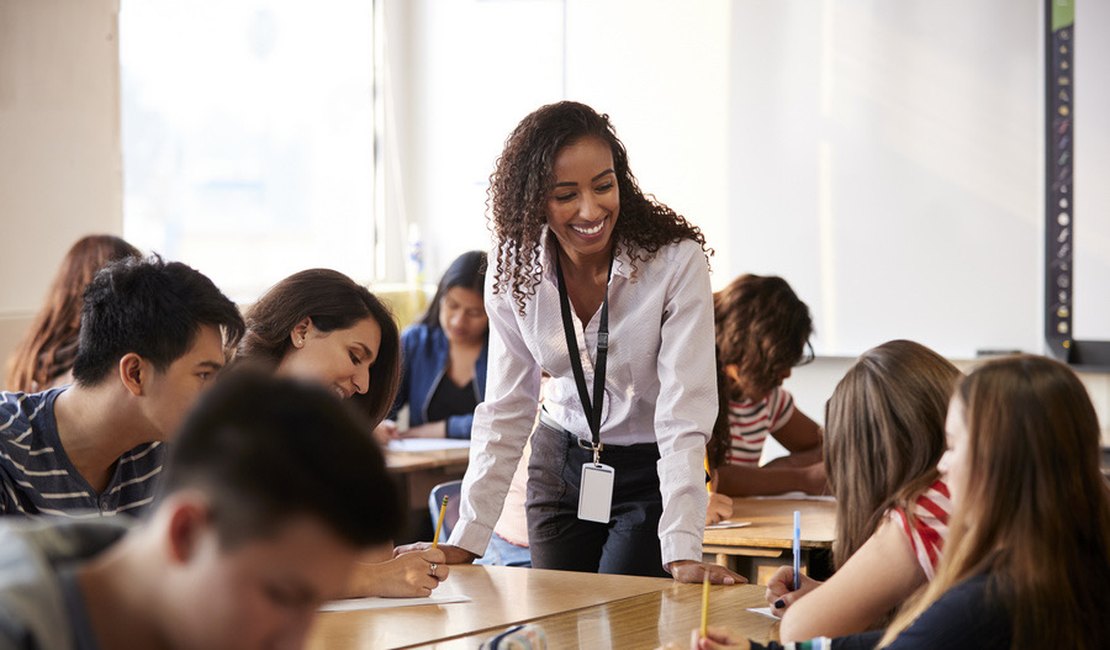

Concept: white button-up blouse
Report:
left=448, top=234, right=718, bottom=567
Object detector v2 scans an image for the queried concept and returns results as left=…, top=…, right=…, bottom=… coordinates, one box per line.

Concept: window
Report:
left=120, top=0, right=378, bottom=302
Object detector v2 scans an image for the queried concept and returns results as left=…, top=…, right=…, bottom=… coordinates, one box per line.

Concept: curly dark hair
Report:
left=714, top=274, right=813, bottom=402
left=486, top=101, right=711, bottom=313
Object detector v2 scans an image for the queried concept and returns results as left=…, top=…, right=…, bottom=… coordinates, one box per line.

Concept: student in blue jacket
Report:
left=376, top=251, right=489, bottom=442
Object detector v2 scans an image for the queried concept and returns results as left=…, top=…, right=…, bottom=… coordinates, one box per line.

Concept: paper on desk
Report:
left=320, top=594, right=472, bottom=612
left=705, top=520, right=752, bottom=530
left=746, top=607, right=781, bottom=620
left=387, top=438, right=472, bottom=452
left=747, top=491, right=836, bottom=502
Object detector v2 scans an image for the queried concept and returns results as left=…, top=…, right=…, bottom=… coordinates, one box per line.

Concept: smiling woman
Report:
left=233, top=269, right=453, bottom=600
left=418, top=101, right=739, bottom=584
left=232, top=269, right=401, bottom=428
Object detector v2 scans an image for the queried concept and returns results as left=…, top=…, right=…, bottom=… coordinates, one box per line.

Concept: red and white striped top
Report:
left=889, top=478, right=951, bottom=580
left=726, top=386, right=795, bottom=466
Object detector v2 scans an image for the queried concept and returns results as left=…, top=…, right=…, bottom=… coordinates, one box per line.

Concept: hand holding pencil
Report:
left=393, top=495, right=480, bottom=566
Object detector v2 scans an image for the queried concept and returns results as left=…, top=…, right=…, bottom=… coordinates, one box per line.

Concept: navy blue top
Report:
left=0, top=389, right=165, bottom=518
left=390, top=324, right=488, bottom=439
left=750, top=574, right=1014, bottom=650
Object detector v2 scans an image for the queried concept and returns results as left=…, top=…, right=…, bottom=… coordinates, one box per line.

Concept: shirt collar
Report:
left=538, top=226, right=633, bottom=284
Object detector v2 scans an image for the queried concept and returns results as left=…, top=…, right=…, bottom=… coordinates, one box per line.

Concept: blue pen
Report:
left=792, top=510, right=801, bottom=591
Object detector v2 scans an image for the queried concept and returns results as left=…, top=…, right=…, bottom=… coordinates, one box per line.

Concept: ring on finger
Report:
left=429, top=562, right=438, bottom=576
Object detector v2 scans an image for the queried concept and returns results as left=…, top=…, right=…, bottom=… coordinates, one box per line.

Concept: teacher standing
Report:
left=424, top=101, right=743, bottom=583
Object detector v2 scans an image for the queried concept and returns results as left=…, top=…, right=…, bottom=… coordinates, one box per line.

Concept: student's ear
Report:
left=118, top=353, right=146, bottom=396
left=165, top=496, right=211, bottom=565
left=290, top=317, right=313, bottom=349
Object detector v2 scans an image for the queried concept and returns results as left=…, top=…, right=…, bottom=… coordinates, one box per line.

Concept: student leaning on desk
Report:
left=708, top=274, right=826, bottom=499
left=678, top=355, right=1110, bottom=650
left=400, top=101, right=743, bottom=584
left=234, top=270, right=449, bottom=597
left=765, top=341, right=960, bottom=641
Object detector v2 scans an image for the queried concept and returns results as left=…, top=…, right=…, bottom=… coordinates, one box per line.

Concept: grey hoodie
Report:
left=0, top=519, right=127, bottom=650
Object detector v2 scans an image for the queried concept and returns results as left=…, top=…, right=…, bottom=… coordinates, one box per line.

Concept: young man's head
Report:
left=147, top=372, right=403, bottom=650
left=70, top=256, right=245, bottom=439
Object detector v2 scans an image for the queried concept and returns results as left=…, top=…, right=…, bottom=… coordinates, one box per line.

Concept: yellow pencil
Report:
left=432, top=495, right=448, bottom=548
left=700, top=573, right=710, bottom=638
left=704, top=457, right=713, bottom=495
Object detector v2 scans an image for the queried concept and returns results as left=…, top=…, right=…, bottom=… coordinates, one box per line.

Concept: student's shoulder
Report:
left=400, top=323, right=444, bottom=351
left=0, top=519, right=129, bottom=649
left=898, top=574, right=1010, bottom=647
left=656, top=237, right=707, bottom=265
left=0, top=390, right=56, bottom=439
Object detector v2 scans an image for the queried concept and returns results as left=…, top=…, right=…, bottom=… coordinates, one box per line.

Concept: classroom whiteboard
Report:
left=725, top=0, right=1107, bottom=359
left=1074, top=0, right=1110, bottom=344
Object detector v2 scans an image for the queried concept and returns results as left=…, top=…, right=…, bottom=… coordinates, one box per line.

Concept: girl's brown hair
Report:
left=235, top=269, right=401, bottom=427
left=714, top=274, right=813, bottom=402
left=5, top=235, right=140, bottom=392
left=882, top=355, right=1110, bottom=649
left=824, top=340, right=960, bottom=568
left=486, top=101, right=710, bottom=314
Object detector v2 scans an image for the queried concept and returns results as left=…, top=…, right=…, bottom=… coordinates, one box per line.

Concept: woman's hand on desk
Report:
left=764, top=565, right=821, bottom=616
left=345, top=548, right=449, bottom=598
left=666, top=560, right=747, bottom=585
left=705, top=492, right=734, bottom=525
left=393, top=542, right=478, bottom=565
left=372, top=419, right=400, bottom=445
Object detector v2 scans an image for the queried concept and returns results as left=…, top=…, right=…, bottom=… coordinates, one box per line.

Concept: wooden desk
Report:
left=423, top=582, right=777, bottom=649
left=307, top=565, right=673, bottom=649
left=704, top=498, right=836, bottom=584
left=386, top=447, right=471, bottom=474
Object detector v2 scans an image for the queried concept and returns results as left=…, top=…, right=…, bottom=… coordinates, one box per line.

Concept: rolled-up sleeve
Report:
left=653, top=241, right=717, bottom=566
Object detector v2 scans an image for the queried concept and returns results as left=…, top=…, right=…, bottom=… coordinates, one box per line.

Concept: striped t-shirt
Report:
left=889, top=478, right=951, bottom=580
left=0, top=388, right=165, bottom=518
left=725, top=386, right=795, bottom=466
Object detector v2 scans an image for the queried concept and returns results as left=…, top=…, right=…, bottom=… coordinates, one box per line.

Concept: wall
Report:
left=398, top=0, right=732, bottom=282
left=0, top=0, right=123, bottom=362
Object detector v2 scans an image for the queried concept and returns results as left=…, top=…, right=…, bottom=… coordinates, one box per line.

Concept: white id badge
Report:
left=578, top=462, right=615, bottom=523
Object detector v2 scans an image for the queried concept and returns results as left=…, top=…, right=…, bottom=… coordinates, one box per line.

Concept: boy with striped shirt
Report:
left=0, top=256, right=243, bottom=517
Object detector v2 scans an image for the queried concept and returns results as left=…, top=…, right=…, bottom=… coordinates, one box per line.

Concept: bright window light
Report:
left=120, top=0, right=376, bottom=302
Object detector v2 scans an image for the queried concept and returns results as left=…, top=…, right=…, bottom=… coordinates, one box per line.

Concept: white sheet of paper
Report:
left=387, top=438, right=472, bottom=453
left=747, top=491, right=836, bottom=502
left=746, top=607, right=781, bottom=620
left=320, top=594, right=472, bottom=612
left=705, top=520, right=752, bottom=530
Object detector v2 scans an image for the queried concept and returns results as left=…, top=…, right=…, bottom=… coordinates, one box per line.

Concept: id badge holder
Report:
left=578, top=462, right=615, bottom=523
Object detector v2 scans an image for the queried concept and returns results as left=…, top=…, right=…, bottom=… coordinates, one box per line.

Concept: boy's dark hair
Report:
left=71, top=256, right=245, bottom=386
left=160, top=371, right=403, bottom=548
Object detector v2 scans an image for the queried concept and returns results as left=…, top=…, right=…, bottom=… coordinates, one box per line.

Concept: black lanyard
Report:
left=555, top=252, right=612, bottom=453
